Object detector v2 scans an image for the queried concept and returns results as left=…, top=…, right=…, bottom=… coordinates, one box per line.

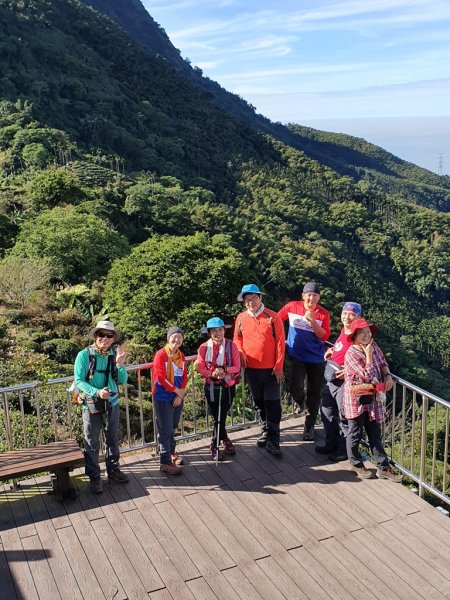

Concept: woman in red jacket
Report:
left=152, top=326, right=188, bottom=475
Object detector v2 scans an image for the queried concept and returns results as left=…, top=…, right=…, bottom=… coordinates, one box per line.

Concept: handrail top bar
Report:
left=0, top=381, right=39, bottom=394
left=6, top=366, right=448, bottom=413
left=46, top=354, right=199, bottom=385
left=393, top=374, right=450, bottom=409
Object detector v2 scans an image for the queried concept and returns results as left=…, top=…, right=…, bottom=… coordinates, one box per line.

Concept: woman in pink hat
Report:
left=343, top=318, right=402, bottom=482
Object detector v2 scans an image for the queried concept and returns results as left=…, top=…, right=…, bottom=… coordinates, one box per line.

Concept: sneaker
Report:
left=377, top=466, right=402, bottom=483
left=328, top=451, right=348, bottom=462
left=210, top=444, right=224, bottom=462
left=109, top=469, right=129, bottom=483
left=89, top=477, right=103, bottom=494
left=222, top=438, right=236, bottom=455
left=171, top=452, right=184, bottom=465
left=266, top=438, right=282, bottom=457
left=350, top=464, right=375, bottom=479
left=315, top=445, right=336, bottom=454
left=160, top=462, right=182, bottom=475
left=303, top=425, right=315, bottom=441
left=256, top=432, right=268, bottom=447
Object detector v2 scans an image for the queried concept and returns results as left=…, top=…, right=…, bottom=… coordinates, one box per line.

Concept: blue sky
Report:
left=144, top=0, right=450, bottom=174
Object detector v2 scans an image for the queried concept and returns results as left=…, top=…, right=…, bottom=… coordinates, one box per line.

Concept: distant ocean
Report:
left=298, top=116, right=450, bottom=177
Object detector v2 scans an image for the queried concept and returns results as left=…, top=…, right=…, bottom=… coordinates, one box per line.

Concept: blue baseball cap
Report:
left=237, top=284, right=264, bottom=302
left=342, top=302, right=362, bottom=316
left=200, top=317, right=232, bottom=334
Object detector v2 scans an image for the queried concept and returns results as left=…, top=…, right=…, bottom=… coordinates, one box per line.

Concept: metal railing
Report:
left=1, top=364, right=449, bottom=507
left=0, top=356, right=295, bottom=455
left=384, top=375, right=449, bottom=507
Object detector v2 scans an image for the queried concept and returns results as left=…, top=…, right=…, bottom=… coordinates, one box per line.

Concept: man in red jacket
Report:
left=233, top=284, right=285, bottom=456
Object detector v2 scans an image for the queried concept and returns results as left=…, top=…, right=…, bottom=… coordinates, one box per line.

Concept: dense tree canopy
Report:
left=104, top=232, right=253, bottom=351
left=11, top=205, right=130, bottom=284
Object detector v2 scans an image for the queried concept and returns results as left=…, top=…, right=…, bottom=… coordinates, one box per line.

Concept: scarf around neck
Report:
left=205, top=338, right=226, bottom=366
left=164, top=344, right=183, bottom=384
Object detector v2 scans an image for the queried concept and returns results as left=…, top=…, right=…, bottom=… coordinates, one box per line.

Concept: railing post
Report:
left=419, top=395, right=428, bottom=498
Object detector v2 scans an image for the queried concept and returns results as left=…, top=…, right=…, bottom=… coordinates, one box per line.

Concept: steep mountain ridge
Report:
left=80, top=0, right=450, bottom=211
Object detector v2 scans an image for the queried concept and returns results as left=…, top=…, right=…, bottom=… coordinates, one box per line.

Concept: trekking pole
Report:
left=216, top=385, right=222, bottom=467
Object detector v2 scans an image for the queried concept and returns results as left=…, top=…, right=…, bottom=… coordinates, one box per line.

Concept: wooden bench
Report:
left=0, top=439, right=84, bottom=500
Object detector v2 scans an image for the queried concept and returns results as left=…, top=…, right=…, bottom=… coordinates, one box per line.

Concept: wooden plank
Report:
left=21, top=534, right=61, bottom=599
left=0, top=486, right=39, bottom=600
left=64, top=505, right=127, bottom=600
left=372, top=521, right=450, bottom=595
left=3, top=485, right=38, bottom=539
left=298, top=441, right=394, bottom=522
left=389, top=515, right=450, bottom=575
left=123, top=510, right=197, bottom=600
left=186, top=490, right=268, bottom=561
left=122, top=453, right=169, bottom=505
left=400, top=512, right=450, bottom=561
left=222, top=566, right=265, bottom=600
left=410, top=510, right=450, bottom=545
left=56, top=525, right=105, bottom=600
left=90, top=516, right=150, bottom=600
left=255, top=555, right=310, bottom=600
left=118, top=456, right=200, bottom=582
left=92, top=485, right=165, bottom=593
left=149, top=588, right=174, bottom=600
left=317, top=535, right=405, bottom=600
left=183, top=445, right=304, bottom=551
left=94, top=488, right=165, bottom=593
left=24, top=481, right=83, bottom=600
left=0, top=440, right=83, bottom=480
left=0, top=541, right=18, bottom=600
left=155, top=491, right=237, bottom=572
left=289, top=546, right=356, bottom=600
left=37, top=478, right=72, bottom=530
left=338, top=530, right=424, bottom=600
left=351, top=527, right=448, bottom=600
left=186, top=577, right=220, bottom=600
left=267, top=549, right=334, bottom=600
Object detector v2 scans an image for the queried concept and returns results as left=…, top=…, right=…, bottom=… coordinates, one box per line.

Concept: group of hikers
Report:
left=73, top=281, right=402, bottom=494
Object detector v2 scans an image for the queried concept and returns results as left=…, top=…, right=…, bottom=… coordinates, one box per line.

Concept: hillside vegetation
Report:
left=0, top=0, right=449, bottom=404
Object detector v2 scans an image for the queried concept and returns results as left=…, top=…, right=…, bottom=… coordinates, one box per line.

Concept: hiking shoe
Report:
left=266, top=438, right=282, bottom=457
left=351, top=464, right=375, bottom=479
left=89, top=477, right=103, bottom=494
left=109, top=469, right=129, bottom=483
left=328, top=451, right=348, bottom=462
left=222, top=438, right=236, bottom=455
left=315, top=445, right=336, bottom=454
left=377, top=466, right=402, bottom=483
left=256, top=432, right=268, bottom=447
left=171, top=452, right=184, bottom=465
left=210, top=444, right=223, bottom=462
left=303, top=425, right=315, bottom=441
left=160, top=462, right=182, bottom=475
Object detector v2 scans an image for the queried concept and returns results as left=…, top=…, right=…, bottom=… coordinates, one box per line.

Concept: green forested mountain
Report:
left=80, top=0, right=450, bottom=212
left=0, top=0, right=449, bottom=402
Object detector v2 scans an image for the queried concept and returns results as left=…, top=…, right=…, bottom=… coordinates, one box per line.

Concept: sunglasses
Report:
left=97, top=332, right=115, bottom=339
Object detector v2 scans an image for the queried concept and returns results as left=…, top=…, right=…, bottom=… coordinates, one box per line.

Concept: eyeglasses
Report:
left=97, top=332, right=114, bottom=339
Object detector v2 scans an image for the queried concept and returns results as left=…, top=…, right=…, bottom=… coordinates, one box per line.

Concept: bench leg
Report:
left=51, top=469, right=76, bottom=501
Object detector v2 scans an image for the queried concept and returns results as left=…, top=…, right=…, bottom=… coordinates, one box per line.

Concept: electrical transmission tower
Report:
left=437, top=153, right=445, bottom=176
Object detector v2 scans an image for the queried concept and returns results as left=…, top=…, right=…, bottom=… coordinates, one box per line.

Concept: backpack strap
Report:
left=224, top=338, right=232, bottom=367
left=87, top=346, right=96, bottom=381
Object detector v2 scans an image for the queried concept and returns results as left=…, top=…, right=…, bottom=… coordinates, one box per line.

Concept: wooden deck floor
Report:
left=1, top=419, right=450, bottom=600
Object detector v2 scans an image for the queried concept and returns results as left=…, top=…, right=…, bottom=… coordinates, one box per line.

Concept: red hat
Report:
left=348, top=318, right=378, bottom=341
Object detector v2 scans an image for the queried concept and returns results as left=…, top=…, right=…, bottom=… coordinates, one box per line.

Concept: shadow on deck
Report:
left=1, top=420, right=450, bottom=600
